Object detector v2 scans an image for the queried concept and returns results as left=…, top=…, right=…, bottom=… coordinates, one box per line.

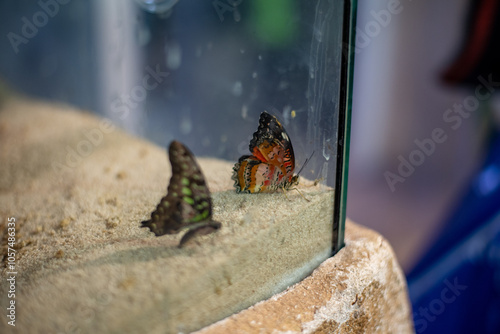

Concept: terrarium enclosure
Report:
left=0, top=0, right=356, bottom=332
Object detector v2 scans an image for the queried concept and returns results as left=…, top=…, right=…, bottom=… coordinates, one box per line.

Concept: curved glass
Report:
left=0, top=1, right=355, bottom=332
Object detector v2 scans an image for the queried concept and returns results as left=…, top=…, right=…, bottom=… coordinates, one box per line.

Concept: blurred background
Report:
left=1, top=0, right=500, bottom=333
left=349, top=0, right=476, bottom=271
left=349, top=0, right=500, bottom=333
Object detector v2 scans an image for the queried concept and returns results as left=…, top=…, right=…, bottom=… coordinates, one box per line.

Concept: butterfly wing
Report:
left=232, top=111, right=296, bottom=192
left=179, top=221, right=222, bottom=247
left=232, top=112, right=298, bottom=193
left=141, top=141, right=215, bottom=237
left=249, top=112, right=284, bottom=156
left=249, top=112, right=295, bottom=181
left=232, top=155, right=280, bottom=193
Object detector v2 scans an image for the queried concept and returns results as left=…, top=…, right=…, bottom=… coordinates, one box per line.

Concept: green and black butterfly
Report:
left=141, top=140, right=221, bottom=247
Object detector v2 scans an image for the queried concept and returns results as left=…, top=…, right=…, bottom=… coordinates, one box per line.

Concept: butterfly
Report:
left=232, top=111, right=299, bottom=193
left=141, top=140, right=221, bottom=247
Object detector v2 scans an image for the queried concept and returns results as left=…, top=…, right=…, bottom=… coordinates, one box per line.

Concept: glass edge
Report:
left=332, top=0, right=357, bottom=256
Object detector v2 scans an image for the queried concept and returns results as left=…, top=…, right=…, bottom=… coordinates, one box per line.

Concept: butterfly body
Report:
left=232, top=112, right=298, bottom=193
left=141, top=141, right=220, bottom=246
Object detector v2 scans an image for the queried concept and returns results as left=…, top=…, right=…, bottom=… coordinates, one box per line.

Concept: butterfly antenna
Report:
left=296, top=151, right=315, bottom=177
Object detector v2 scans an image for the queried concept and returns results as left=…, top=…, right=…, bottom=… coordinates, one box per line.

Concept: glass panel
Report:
left=0, top=0, right=355, bottom=332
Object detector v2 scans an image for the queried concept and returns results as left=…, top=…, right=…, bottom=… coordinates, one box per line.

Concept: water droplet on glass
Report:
left=180, top=117, right=192, bottom=134
left=220, top=135, right=228, bottom=143
left=282, top=106, right=291, bottom=125
left=233, top=9, right=241, bottom=22
left=241, top=105, right=248, bottom=119
left=134, top=0, right=178, bottom=14
left=240, top=49, right=245, bottom=54
left=322, top=137, right=331, bottom=161
left=165, top=43, right=182, bottom=70
left=258, top=55, right=262, bottom=60
left=196, top=46, right=202, bottom=58
left=283, top=105, right=292, bottom=114
left=252, top=72, right=258, bottom=79
left=321, top=162, right=329, bottom=182
left=232, top=81, right=243, bottom=96
left=278, top=81, right=289, bottom=91
left=314, top=27, right=323, bottom=42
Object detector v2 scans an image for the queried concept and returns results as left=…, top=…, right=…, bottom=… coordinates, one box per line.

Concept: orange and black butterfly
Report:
left=232, top=111, right=299, bottom=193
left=141, top=141, right=221, bottom=246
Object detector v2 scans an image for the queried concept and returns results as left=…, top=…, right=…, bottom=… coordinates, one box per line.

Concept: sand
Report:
left=0, top=97, right=335, bottom=333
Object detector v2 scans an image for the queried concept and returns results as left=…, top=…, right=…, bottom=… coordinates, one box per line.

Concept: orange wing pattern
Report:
left=232, top=112, right=297, bottom=193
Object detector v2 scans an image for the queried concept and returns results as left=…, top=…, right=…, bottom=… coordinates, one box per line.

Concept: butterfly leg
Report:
left=281, top=185, right=310, bottom=202
left=282, top=185, right=291, bottom=201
